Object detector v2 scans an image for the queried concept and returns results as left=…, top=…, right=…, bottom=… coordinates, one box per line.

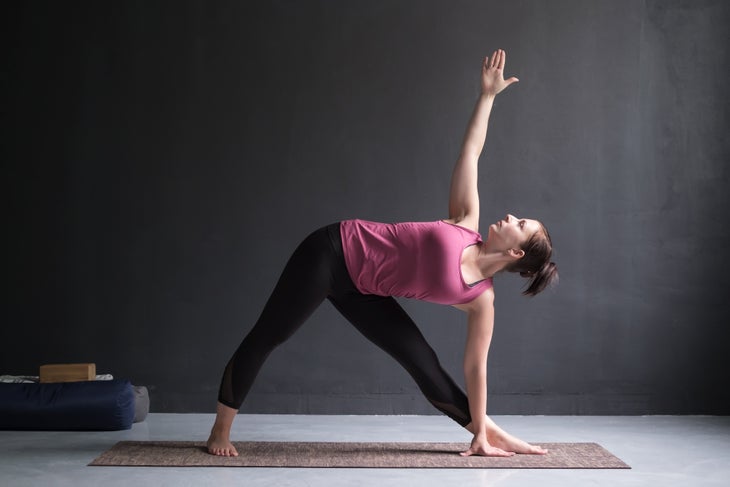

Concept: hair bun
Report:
left=521, top=261, right=559, bottom=296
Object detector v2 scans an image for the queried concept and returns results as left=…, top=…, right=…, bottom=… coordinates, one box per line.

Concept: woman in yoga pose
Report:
left=207, top=49, right=558, bottom=457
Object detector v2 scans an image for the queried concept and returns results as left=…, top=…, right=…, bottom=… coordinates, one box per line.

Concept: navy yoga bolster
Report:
left=0, top=379, right=135, bottom=431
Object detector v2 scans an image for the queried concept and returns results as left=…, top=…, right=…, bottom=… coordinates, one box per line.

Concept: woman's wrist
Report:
left=470, top=420, right=488, bottom=436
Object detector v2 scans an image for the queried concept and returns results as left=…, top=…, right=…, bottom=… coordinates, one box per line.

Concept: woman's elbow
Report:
left=463, top=362, right=487, bottom=378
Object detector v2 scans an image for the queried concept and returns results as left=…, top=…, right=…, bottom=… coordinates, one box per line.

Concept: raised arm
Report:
left=447, top=49, right=519, bottom=232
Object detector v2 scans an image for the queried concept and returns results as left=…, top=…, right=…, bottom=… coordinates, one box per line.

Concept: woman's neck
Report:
left=475, top=242, right=511, bottom=279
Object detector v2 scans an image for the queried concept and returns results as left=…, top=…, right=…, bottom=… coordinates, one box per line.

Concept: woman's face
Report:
left=487, top=214, right=542, bottom=251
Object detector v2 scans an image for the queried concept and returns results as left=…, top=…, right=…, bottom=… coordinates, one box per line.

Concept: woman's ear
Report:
left=508, top=248, right=525, bottom=260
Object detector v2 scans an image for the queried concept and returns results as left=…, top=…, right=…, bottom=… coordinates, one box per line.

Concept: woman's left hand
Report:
left=481, top=49, right=519, bottom=97
left=460, top=433, right=516, bottom=457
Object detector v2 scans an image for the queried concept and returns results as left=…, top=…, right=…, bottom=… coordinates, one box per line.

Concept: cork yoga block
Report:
left=39, top=363, right=96, bottom=383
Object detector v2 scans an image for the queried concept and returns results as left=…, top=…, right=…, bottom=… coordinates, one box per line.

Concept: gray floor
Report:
left=1, top=414, right=729, bottom=487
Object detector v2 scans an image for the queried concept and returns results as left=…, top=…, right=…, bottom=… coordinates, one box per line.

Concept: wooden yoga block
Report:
left=39, top=363, right=96, bottom=383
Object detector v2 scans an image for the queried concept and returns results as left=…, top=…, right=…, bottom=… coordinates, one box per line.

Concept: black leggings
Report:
left=217, top=223, right=472, bottom=427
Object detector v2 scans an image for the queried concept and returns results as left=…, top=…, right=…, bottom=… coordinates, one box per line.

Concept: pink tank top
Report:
left=340, top=219, right=493, bottom=305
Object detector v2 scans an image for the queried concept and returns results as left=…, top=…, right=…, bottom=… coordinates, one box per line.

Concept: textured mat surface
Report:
left=89, top=441, right=630, bottom=469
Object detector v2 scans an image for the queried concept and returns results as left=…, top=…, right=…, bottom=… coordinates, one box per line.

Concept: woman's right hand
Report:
left=481, top=49, right=519, bottom=97
left=460, top=432, right=516, bottom=457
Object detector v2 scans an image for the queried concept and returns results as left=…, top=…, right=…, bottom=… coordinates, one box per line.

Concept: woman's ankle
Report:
left=465, top=416, right=501, bottom=435
left=210, top=402, right=238, bottom=436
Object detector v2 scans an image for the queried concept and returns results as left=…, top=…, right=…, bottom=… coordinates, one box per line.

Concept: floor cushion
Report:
left=132, top=385, right=149, bottom=423
left=0, top=379, right=135, bottom=431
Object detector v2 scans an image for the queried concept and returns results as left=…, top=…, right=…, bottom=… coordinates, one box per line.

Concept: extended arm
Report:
left=463, top=295, right=494, bottom=435
left=456, top=291, right=549, bottom=457
left=447, top=49, right=519, bottom=232
left=458, top=291, right=514, bottom=457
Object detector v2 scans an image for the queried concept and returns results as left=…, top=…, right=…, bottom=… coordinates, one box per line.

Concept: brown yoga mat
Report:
left=89, top=441, right=630, bottom=469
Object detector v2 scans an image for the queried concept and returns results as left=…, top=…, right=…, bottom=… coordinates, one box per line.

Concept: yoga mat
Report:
left=89, top=441, right=630, bottom=469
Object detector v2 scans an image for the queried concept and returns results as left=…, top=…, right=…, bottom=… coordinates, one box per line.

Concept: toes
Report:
left=207, top=444, right=237, bottom=457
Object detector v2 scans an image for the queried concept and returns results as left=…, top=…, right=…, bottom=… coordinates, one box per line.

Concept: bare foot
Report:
left=207, top=431, right=239, bottom=457
left=206, top=401, right=240, bottom=456
left=487, top=430, right=548, bottom=455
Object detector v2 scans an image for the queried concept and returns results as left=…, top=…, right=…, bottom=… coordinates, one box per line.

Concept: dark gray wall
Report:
left=5, top=0, right=730, bottom=415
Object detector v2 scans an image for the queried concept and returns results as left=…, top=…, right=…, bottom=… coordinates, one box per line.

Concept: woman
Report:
left=207, top=49, right=558, bottom=457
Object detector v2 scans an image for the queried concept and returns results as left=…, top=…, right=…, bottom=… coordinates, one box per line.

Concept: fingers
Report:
left=460, top=448, right=482, bottom=457
left=486, top=49, right=511, bottom=73
left=460, top=446, right=516, bottom=457
left=487, top=49, right=505, bottom=70
left=490, top=50, right=498, bottom=68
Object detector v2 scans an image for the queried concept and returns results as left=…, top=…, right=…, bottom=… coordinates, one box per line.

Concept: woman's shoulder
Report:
left=440, top=218, right=480, bottom=234
left=452, top=285, right=494, bottom=312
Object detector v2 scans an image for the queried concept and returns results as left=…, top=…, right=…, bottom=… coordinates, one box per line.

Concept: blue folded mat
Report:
left=0, top=379, right=135, bottom=431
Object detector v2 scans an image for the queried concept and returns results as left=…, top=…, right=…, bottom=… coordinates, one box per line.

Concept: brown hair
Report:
left=504, top=222, right=558, bottom=296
